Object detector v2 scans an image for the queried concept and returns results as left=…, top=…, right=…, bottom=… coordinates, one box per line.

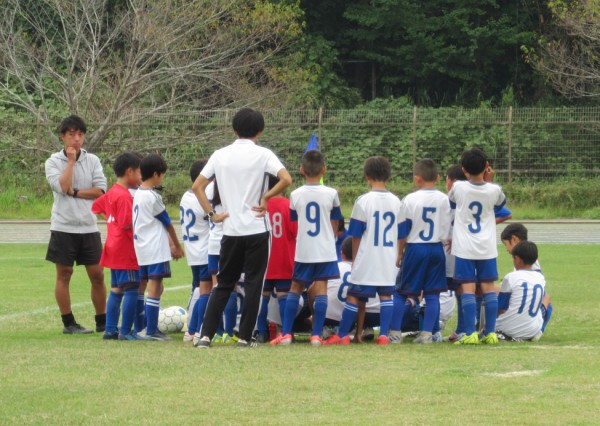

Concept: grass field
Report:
left=1, top=243, right=599, bottom=425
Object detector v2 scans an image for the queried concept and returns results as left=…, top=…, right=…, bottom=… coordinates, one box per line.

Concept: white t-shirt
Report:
left=205, top=182, right=224, bottom=256
left=200, top=139, right=285, bottom=237
left=326, top=261, right=380, bottom=320
left=290, top=184, right=342, bottom=263
left=496, top=269, right=546, bottom=340
left=348, top=191, right=405, bottom=286
left=448, top=181, right=506, bottom=259
left=402, top=189, right=452, bottom=244
left=133, top=188, right=171, bottom=266
left=179, top=190, right=210, bottom=266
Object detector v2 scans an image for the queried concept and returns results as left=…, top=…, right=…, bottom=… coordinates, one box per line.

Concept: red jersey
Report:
left=91, top=184, right=138, bottom=270
left=266, top=196, right=297, bottom=279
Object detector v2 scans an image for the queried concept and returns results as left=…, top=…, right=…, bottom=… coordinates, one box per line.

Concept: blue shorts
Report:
left=263, top=279, right=292, bottom=293
left=348, top=284, right=395, bottom=302
left=110, top=269, right=140, bottom=289
left=397, top=243, right=447, bottom=295
left=454, top=257, right=498, bottom=283
left=293, top=261, right=340, bottom=286
left=139, top=261, right=171, bottom=280
left=208, top=255, right=219, bottom=275
left=191, top=264, right=211, bottom=288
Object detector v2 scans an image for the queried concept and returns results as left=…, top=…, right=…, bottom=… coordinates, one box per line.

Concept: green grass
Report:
left=1, top=243, right=600, bottom=425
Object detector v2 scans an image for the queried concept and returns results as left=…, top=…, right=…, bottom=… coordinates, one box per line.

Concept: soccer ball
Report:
left=158, top=306, right=187, bottom=333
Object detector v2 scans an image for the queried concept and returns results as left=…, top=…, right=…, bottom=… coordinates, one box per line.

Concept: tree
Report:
left=0, top=0, right=303, bottom=149
left=527, top=0, right=599, bottom=99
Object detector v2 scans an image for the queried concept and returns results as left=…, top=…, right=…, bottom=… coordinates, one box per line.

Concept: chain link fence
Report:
left=2, top=107, right=599, bottom=185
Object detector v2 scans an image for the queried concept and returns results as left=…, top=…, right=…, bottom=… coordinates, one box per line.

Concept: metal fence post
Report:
left=318, top=106, right=323, bottom=151
left=412, top=106, right=418, bottom=170
left=508, top=106, right=513, bottom=184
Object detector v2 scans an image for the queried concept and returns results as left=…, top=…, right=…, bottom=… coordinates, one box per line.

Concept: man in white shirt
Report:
left=192, top=108, right=292, bottom=348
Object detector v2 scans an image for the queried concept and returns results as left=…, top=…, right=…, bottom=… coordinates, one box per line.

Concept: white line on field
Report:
left=485, top=370, right=544, bottom=378
left=0, top=284, right=190, bottom=323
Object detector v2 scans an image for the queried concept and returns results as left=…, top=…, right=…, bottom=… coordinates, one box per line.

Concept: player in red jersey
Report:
left=256, top=175, right=297, bottom=343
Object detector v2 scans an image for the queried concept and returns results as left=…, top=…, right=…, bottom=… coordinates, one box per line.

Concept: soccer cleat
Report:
left=183, top=331, right=198, bottom=343
left=454, top=332, right=480, bottom=345
left=96, top=324, right=106, bottom=333
left=388, top=334, right=403, bottom=344
left=309, top=336, right=323, bottom=346
left=432, top=331, right=443, bottom=343
left=146, top=331, right=172, bottom=341
left=376, top=335, right=390, bottom=345
left=321, top=325, right=337, bottom=340
left=270, top=333, right=293, bottom=345
left=531, top=331, right=543, bottom=342
left=62, top=324, right=93, bottom=334
left=102, top=331, right=119, bottom=340
left=362, top=327, right=375, bottom=341
left=118, top=331, right=145, bottom=341
left=222, top=334, right=239, bottom=345
left=446, top=332, right=465, bottom=343
left=236, top=339, right=258, bottom=348
left=480, top=332, right=499, bottom=345
left=255, top=333, right=270, bottom=344
left=212, top=334, right=224, bottom=344
left=195, top=337, right=211, bottom=348
left=413, top=332, right=433, bottom=344
left=324, top=334, right=351, bottom=345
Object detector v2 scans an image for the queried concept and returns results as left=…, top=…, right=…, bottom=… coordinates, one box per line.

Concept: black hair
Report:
left=59, top=115, right=87, bottom=134
left=302, top=150, right=325, bottom=177
left=460, top=148, right=487, bottom=176
left=414, top=158, right=438, bottom=182
left=113, top=152, right=142, bottom=177
left=267, top=174, right=280, bottom=190
left=511, top=240, right=538, bottom=266
left=501, top=223, right=529, bottom=242
left=211, top=179, right=221, bottom=206
left=341, top=237, right=353, bottom=261
left=140, top=153, right=167, bottom=181
left=446, top=164, right=467, bottom=181
left=232, top=108, right=265, bottom=138
left=190, top=159, right=207, bottom=183
left=363, top=156, right=392, bottom=182
left=338, top=215, right=346, bottom=232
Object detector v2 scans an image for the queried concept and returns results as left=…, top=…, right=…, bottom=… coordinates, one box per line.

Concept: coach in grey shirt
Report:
left=45, top=115, right=108, bottom=334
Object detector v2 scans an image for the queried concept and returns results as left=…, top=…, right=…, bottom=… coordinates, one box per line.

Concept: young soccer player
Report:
left=324, top=156, right=405, bottom=345
left=133, top=154, right=184, bottom=341
left=449, top=148, right=506, bottom=345
left=256, top=175, right=297, bottom=343
left=389, top=159, right=451, bottom=344
left=270, top=149, right=343, bottom=346
left=180, top=160, right=212, bottom=343
left=496, top=241, right=546, bottom=341
left=92, top=152, right=142, bottom=340
left=500, top=223, right=552, bottom=335
left=193, top=108, right=292, bottom=348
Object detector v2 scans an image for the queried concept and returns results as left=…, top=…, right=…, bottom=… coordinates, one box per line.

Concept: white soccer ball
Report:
left=158, top=306, right=187, bottom=334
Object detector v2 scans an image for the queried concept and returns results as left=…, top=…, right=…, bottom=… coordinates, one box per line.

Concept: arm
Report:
left=397, top=238, right=407, bottom=268
left=353, top=301, right=367, bottom=343
left=192, top=175, right=229, bottom=223
left=166, top=224, right=184, bottom=260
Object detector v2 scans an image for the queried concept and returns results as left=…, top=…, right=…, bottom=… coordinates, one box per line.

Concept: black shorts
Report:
left=46, top=231, right=102, bottom=267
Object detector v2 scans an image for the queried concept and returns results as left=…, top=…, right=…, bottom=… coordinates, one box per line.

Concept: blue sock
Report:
left=135, top=294, right=145, bottom=333
left=145, top=297, right=160, bottom=335
left=257, top=295, right=270, bottom=336
left=390, top=293, right=407, bottom=331
left=105, top=291, right=123, bottom=334
left=483, top=292, right=498, bottom=335
left=462, top=294, right=477, bottom=335
left=312, top=295, right=328, bottom=337
left=379, top=299, right=394, bottom=336
left=455, top=294, right=465, bottom=334
left=422, top=294, right=440, bottom=333
left=338, top=302, right=358, bottom=338
left=277, top=295, right=287, bottom=326
left=541, top=303, right=553, bottom=332
left=475, top=296, right=483, bottom=329
left=282, top=292, right=300, bottom=335
left=224, top=291, right=238, bottom=336
left=432, top=305, right=440, bottom=334
left=120, top=288, right=138, bottom=335
left=191, top=294, right=209, bottom=335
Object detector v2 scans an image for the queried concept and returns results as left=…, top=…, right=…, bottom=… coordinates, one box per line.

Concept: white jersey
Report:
left=179, top=190, right=210, bottom=266
left=205, top=182, right=224, bottom=256
left=267, top=293, right=304, bottom=326
left=290, top=184, right=342, bottom=263
left=200, top=139, right=284, bottom=237
left=448, top=181, right=506, bottom=260
left=496, top=269, right=546, bottom=340
left=326, top=261, right=380, bottom=320
left=403, top=189, right=452, bottom=244
left=348, top=191, right=405, bottom=286
left=133, top=187, right=171, bottom=266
